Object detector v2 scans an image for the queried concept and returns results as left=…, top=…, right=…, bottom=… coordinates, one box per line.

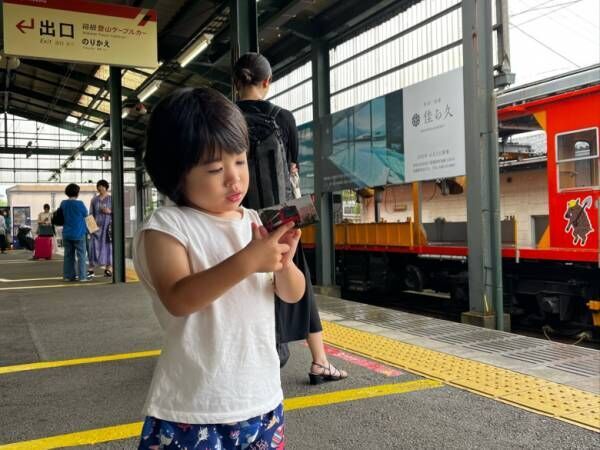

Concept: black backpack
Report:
left=242, top=104, right=292, bottom=209
left=51, top=207, right=64, bottom=226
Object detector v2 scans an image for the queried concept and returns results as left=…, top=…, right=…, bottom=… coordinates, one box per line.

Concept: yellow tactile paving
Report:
left=562, top=406, right=600, bottom=430
left=448, top=365, right=552, bottom=397
left=322, top=321, right=600, bottom=431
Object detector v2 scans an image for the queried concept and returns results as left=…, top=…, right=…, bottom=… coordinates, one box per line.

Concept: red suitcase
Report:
left=33, top=236, right=53, bottom=260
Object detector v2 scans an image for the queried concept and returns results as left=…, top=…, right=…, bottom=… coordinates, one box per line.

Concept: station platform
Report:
left=0, top=250, right=598, bottom=449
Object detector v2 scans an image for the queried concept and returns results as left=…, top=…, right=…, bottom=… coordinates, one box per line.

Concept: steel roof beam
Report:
left=13, top=71, right=97, bottom=100
left=5, top=101, right=95, bottom=135
left=1, top=146, right=135, bottom=158
left=9, top=86, right=109, bottom=121
left=23, top=60, right=135, bottom=97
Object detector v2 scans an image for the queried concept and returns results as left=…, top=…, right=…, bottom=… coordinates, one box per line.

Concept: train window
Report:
left=556, top=127, right=599, bottom=190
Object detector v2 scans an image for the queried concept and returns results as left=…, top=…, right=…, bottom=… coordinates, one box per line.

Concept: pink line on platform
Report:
left=303, top=342, right=403, bottom=377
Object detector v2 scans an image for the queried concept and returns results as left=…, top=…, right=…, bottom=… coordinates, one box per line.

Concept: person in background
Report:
left=0, top=211, right=7, bottom=254
left=61, top=184, right=89, bottom=282
left=234, top=52, right=348, bottom=384
left=37, top=204, right=52, bottom=231
left=88, top=179, right=113, bottom=278
left=2, top=210, right=11, bottom=248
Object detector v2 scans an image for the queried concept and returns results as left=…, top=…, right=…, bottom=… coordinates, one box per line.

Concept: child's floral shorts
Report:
left=138, top=403, right=285, bottom=450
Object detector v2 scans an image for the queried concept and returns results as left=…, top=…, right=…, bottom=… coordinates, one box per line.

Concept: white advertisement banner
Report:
left=403, top=68, right=465, bottom=182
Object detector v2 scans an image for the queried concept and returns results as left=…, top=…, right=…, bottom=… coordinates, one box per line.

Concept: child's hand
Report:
left=245, top=222, right=294, bottom=273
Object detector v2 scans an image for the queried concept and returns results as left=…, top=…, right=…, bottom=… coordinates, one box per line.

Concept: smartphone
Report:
left=258, top=196, right=319, bottom=232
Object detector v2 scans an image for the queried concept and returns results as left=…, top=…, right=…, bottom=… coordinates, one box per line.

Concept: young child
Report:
left=134, top=87, right=305, bottom=449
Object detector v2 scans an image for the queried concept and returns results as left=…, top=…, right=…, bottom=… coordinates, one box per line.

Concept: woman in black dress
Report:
left=234, top=53, right=347, bottom=384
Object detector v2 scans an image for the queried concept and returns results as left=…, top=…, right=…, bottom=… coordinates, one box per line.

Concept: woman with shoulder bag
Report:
left=0, top=212, right=7, bottom=254
left=88, top=179, right=113, bottom=278
left=234, top=53, right=348, bottom=384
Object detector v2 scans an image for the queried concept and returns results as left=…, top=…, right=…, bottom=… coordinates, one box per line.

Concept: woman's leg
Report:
left=307, top=331, right=347, bottom=378
left=103, top=241, right=112, bottom=276
left=87, top=234, right=95, bottom=273
left=305, top=291, right=347, bottom=381
left=307, top=331, right=328, bottom=366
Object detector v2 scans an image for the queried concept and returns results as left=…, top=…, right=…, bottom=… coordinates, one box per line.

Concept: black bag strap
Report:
left=242, top=102, right=281, bottom=125
left=265, top=103, right=281, bottom=121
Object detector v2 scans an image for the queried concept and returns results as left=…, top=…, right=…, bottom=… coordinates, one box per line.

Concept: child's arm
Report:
left=274, top=262, right=305, bottom=303
left=144, top=222, right=296, bottom=317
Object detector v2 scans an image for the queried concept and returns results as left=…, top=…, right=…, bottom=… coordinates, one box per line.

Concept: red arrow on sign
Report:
left=16, top=19, right=34, bottom=34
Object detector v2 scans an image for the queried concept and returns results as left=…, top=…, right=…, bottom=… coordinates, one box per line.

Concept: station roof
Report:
left=0, top=0, right=421, bottom=153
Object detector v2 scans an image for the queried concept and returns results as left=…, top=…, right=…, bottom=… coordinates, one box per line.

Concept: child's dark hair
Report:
left=233, top=53, right=272, bottom=88
left=96, top=179, right=109, bottom=190
left=43, top=204, right=50, bottom=210
left=65, top=183, right=80, bottom=198
left=144, top=87, right=249, bottom=205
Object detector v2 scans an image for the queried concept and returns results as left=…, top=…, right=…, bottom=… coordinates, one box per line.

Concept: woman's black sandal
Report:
left=104, top=269, right=112, bottom=277
left=309, top=362, right=348, bottom=385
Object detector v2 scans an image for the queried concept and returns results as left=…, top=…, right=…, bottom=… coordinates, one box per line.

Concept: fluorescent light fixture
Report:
left=177, top=34, right=213, bottom=68
left=138, top=80, right=161, bottom=102
left=121, top=108, right=130, bottom=119
left=96, top=127, right=109, bottom=141
left=83, top=141, right=93, bottom=151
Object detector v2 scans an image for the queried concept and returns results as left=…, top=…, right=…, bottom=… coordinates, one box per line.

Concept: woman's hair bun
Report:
left=240, top=68, right=254, bottom=83
left=233, top=53, right=272, bottom=86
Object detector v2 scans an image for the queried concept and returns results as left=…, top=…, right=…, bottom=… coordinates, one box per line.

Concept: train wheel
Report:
left=450, top=284, right=469, bottom=306
left=403, top=265, right=424, bottom=291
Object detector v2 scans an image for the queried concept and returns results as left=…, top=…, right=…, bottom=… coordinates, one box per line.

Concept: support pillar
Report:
left=109, top=66, right=125, bottom=283
left=135, top=150, right=144, bottom=231
left=461, top=0, right=505, bottom=330
left=311, top=39, right=335, bottom=286
left=230, top=0, right=258, bottom=99
left=412, top=182, right=422, bottom=246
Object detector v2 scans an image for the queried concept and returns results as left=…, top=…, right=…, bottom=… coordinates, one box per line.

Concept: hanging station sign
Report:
left=2, top=0, right=158, bottom=68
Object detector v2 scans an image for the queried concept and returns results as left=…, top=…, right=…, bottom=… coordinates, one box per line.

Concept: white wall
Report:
left=6, top=184, right=97, bottom=233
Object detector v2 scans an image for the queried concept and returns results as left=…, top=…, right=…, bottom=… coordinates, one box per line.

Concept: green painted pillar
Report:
left=311, top=39, right=335, bottom=286
left=230, top=0, right=258, bottom=74
left=109, top=66, right=125, bottom=283
left=461, top=0, right=504, bottom=330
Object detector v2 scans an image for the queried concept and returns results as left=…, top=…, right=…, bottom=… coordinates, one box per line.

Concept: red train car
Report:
left=304, top=67, right=600, bottom=333
left=499, top=75, right=599, bottom=262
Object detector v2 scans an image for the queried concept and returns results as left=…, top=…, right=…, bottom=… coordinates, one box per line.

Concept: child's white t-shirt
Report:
left=133, top=205, right=282, bottom=424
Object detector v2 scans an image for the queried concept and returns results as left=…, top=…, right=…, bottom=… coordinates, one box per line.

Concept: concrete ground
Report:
left=0, top=250, right=598, bottom=449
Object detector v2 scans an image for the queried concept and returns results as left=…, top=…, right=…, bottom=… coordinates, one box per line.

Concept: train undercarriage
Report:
left=306, top=249, right=599, bottom=338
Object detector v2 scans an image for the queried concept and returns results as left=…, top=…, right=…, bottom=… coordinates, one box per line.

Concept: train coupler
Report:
left=586, top=300, right=600, bottom=327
